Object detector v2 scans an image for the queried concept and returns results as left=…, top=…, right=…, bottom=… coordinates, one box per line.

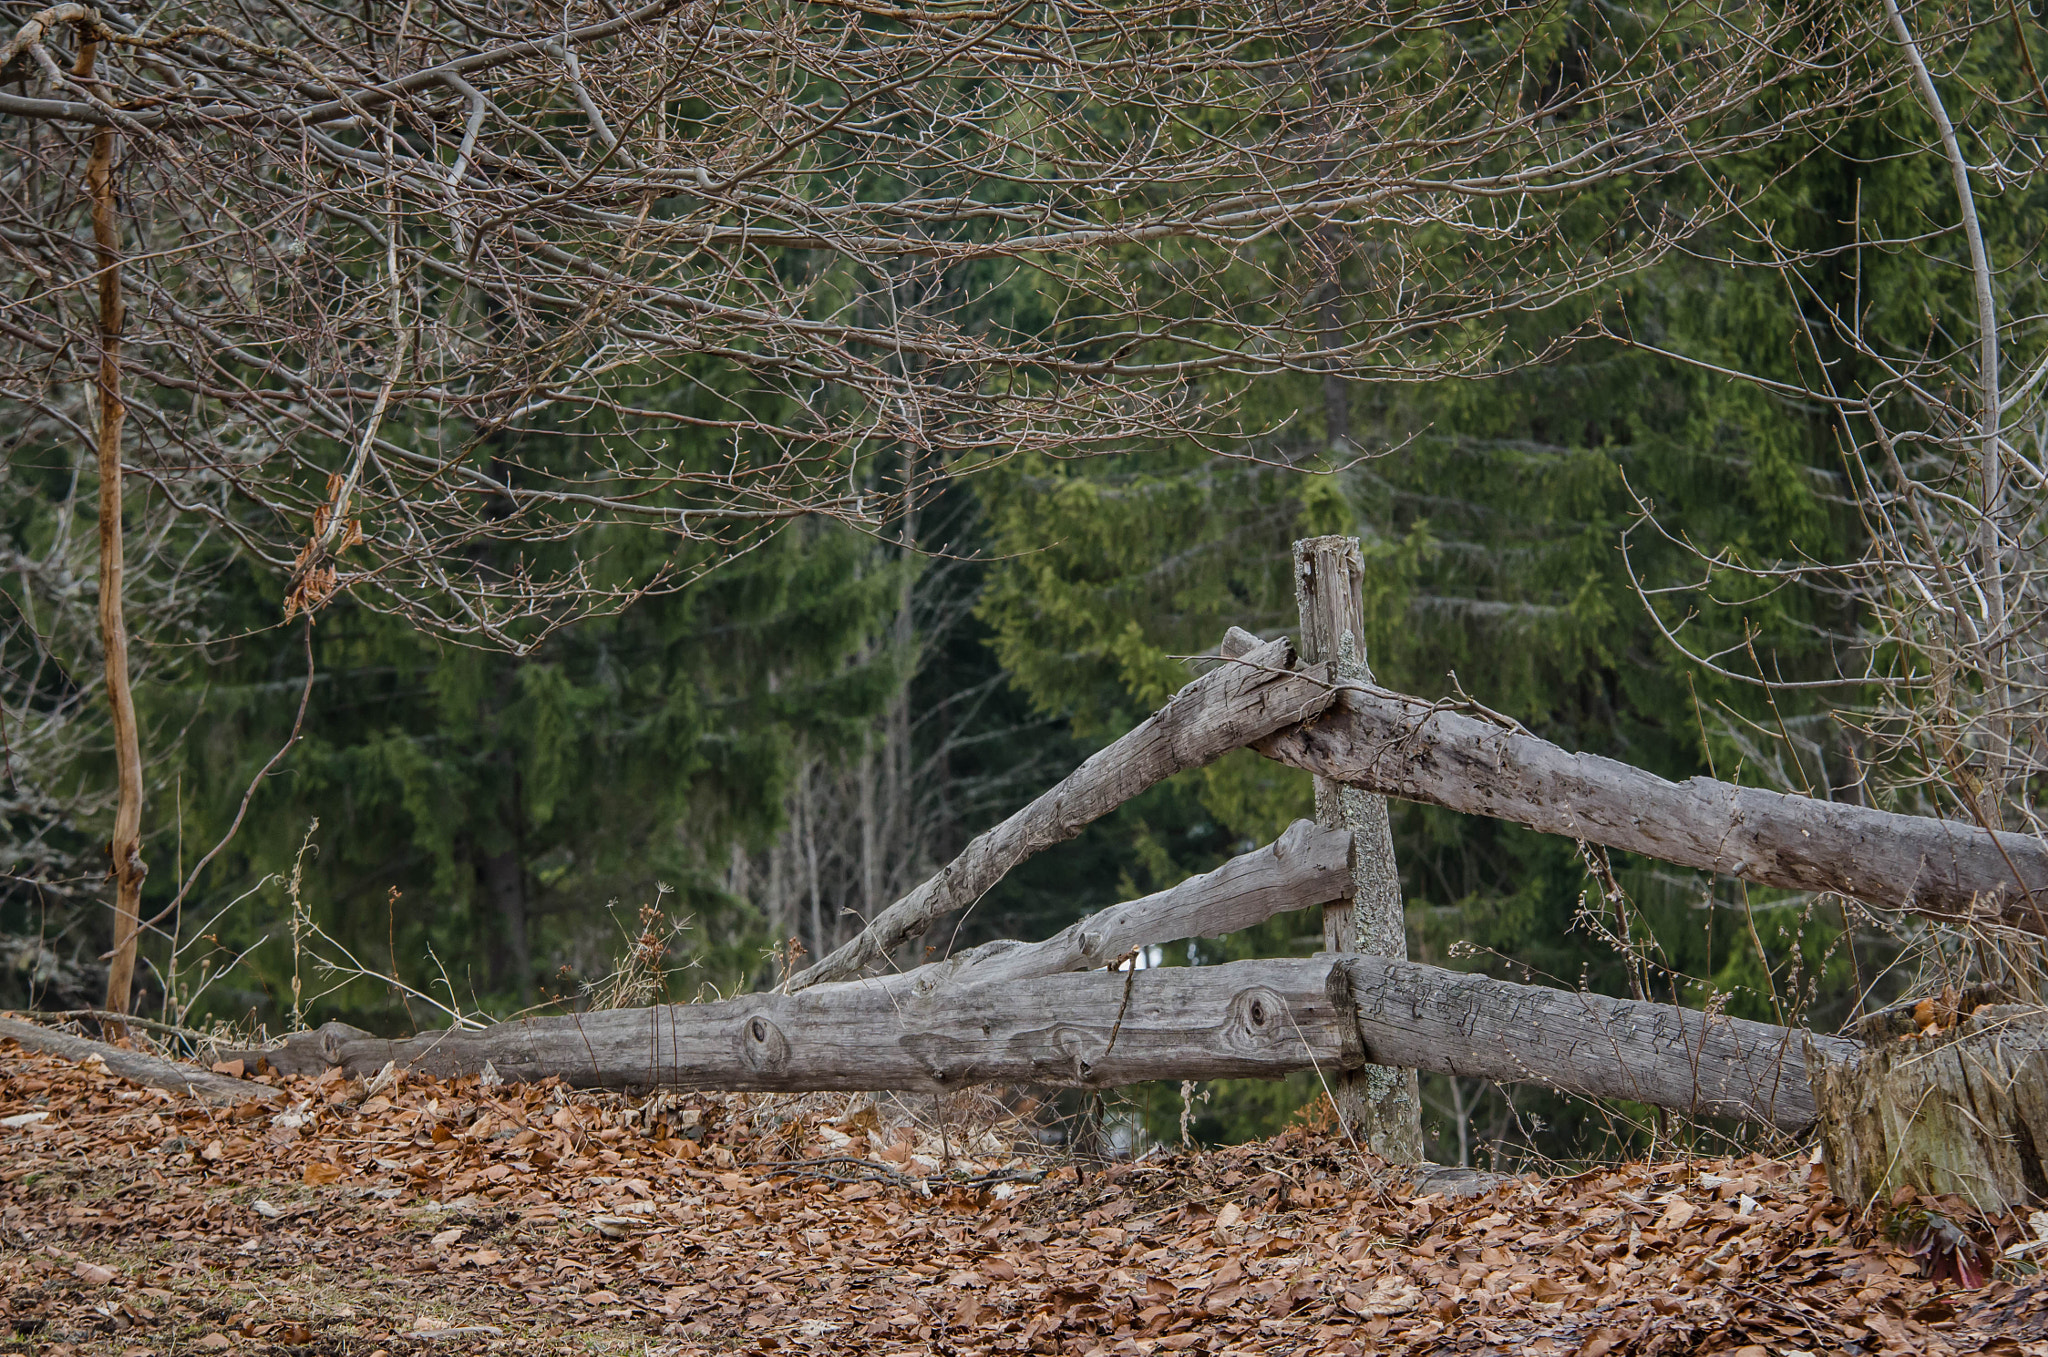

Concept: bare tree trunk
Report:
left=480, top=847, right=531, bottom=1003
left=83, top=37, right=146, bottom=1031
left=800, top=759, right=827, bottom=961
left=1293, top=536, right=1423, bottom=1162
left=1884, top=0, right=2012, bottom=824
left=857, top=738, right=878, bottom=929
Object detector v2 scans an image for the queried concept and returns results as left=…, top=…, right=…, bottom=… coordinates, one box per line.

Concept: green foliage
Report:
left=149, top=519, right=903, bottom=1028
left=967, top=69, right=2038, bottom=1149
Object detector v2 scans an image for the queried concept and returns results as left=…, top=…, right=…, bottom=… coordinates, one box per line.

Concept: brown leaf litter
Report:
left=4, top=1034, right=2047, bottom=1356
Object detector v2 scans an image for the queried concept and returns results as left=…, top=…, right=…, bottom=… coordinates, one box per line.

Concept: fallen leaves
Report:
left=5, top=1033, right=2048, bottom=1357
left=71, top=1262, right=115, bottom=1287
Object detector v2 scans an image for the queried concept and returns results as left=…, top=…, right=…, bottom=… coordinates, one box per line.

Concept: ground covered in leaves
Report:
left=4, top=1035, right=2047, bottom=1356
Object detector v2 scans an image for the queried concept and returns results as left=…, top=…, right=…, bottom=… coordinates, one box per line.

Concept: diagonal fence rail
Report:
left=205, top=624, right=2045, bottom=1154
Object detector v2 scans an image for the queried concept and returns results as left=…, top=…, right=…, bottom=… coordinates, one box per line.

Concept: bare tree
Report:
left=1617, top=0, right=2048, bottom=990
left=0, top=0, right=1884, bottom=1012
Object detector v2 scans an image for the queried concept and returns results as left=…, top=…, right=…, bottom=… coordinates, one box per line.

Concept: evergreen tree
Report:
left=129, top=516, right=904, bottom=1029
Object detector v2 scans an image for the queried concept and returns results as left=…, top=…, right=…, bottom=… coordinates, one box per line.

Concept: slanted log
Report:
left=1259, top=680, right=2048, bottom=934
left=895, top=819, right=1350, bottom=994
left=787, top=635, right=1337, bottom=989
left=1808, top=1003, right=2048, bottom=1213
left=224, top=958, right=1354, bottom=1092
left=0, top=1016, right=281, bottom=1104
left=1330, top=957, right=1850, bottom=1132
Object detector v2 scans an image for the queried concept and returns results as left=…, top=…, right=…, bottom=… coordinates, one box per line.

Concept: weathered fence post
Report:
left=1293, top=536, right=1424, bottom=1162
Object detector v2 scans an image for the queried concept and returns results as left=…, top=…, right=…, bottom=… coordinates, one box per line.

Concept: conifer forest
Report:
left=7, top=1, right=2048, bottom=1351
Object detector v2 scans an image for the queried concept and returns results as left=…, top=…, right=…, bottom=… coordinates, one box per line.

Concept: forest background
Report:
left=4, top=0, right=2041, bottom=1170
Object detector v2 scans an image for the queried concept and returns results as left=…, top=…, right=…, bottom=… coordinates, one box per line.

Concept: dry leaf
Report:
left=302, top=1161, right=343, bottom=1186
left=0, top=1035, right=2016, bottom=1357
left=1578, top=1329, right=1625, bottom=1357
left=1656, top=1198, right=1698, bottom=1231
left=1360, top=1276, right=1421, bottom=1316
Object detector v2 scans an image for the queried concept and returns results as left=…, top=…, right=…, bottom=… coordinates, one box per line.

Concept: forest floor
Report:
left=3, top=1034, right=2044, bottom=1357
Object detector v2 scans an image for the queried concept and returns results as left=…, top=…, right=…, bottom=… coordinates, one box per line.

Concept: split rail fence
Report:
left=157, top=538, right=2048, bottom=1211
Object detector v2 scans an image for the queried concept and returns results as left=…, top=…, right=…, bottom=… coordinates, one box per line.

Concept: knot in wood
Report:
left=736, top=1013, right=790, bottom=1073
left=1225, top=987, right=1288, bottom=1054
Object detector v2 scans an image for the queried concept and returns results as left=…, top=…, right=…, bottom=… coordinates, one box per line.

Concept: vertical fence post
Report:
left=1293, top=536, right=1424, bottom=1162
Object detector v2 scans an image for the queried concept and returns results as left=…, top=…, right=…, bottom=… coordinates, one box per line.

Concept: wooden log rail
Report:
left=896, top=818, right=1351, bottom=995
left=213, top=804, right=1841, bottom=1134
left=0, top=1016, right=280, bottom=1104
left=1258, top=678, right=2048, bottom=934
left=156, top=623, right=2048, bottom=1145
left=237, top=959, right=1354, bottom=1093
left=786, top=635, right=1337, bottom=990
left=807, top=627, right=2048, bottom=1015
left=229, top=955, right=1841, bottom=1133
left=1331, top=958, right=1851, bottom=1132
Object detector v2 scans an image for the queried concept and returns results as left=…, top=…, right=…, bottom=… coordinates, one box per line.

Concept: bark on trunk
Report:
left=1332, top=957, right=1849, bottom=1133
left=225, top=958, right=1354, bottom=1093
left=1808, top=1001, right=2048, bottom=1213
left=1258, top=680, right=2048, bottom=933
left=480, top=847, right=531, bottom=1003
left=81, top=37, right=146, bottom=1027
left=1292, top=537, right=1422, bottom=1162
left=787, top=635, right=1335, bottom=989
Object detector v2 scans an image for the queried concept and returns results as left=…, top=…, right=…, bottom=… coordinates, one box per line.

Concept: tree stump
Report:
left=1807, top=994, right=2048, bottom=1214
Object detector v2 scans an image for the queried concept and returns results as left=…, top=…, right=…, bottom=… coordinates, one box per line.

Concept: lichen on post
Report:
left=1292, top=535, right=1423, bottom=1162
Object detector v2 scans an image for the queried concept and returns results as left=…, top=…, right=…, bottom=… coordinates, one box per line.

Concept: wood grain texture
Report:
left=232, top=958, right=1354, bottom=1092
left=1808, top=1008, right=2048, bottom=1212
left=0, top=1017, right=281, bottom=1104
left=1261, top=682, right=2048, bottom=933
left=1330, top=957, right=1851, bottom=1132
left=894, top=819, right=1350, bottom=995
left=788, top=636, right=1337, bottom=989
left=1293, top=535, right=1422, bottom=1162
left=231, top=951, right=1843, bottom=1137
